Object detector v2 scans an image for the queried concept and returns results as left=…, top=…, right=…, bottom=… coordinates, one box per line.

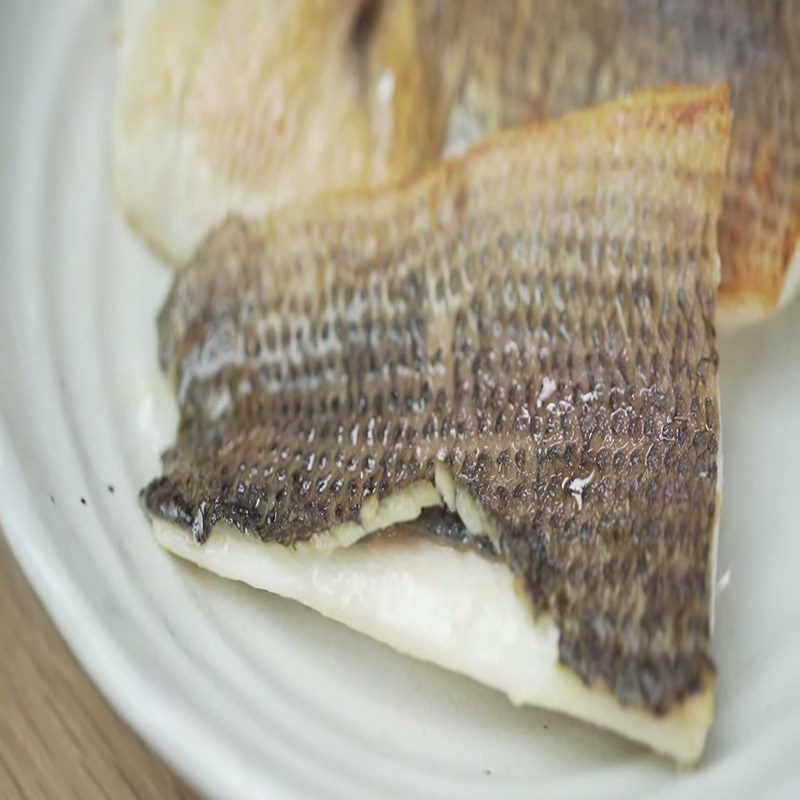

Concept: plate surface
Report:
left=1, top=2, right=798, bottom=798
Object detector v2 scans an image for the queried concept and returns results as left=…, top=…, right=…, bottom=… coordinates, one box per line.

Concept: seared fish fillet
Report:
left=447, top=0, right=800, bottom=321
left=112, top=0, right=454, bottom=264
left=145, top=85, right=730, bottom=762
left=114, top=0, right=797, bottom=319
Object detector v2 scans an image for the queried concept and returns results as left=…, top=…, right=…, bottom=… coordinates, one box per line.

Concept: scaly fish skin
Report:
left=145, top=86, right=730, bottom=716
left=446, top=0, right=800, bottom=317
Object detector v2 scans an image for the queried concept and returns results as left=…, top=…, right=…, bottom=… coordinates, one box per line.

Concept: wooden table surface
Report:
left=0, top=530, right=200, bottom=800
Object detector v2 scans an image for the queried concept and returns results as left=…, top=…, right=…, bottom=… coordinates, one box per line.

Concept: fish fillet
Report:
left=113, top=0, right=797, bottom=320
left=445, top=0, right=800, bottom=321
left=144, top=85, right=730, bottom=762
left=112, top=0, right=455, bottom=264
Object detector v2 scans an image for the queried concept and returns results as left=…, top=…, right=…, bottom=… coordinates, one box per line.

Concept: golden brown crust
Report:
left=239, top=83, right=732, bottom=241
left=718, top=125, right=800, bottom=315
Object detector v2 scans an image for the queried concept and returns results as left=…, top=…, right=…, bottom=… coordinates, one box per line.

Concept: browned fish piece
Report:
left=113, top=0, right=457, bottom=264
left=115, top=0, right=797, bottom=320
left=445, top=0, right=800, bottom=319
left=144, top=86, right=730, bottom=761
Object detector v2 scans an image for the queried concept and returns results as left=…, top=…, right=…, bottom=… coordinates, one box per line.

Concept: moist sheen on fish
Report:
left=145, top=86, right=730, bottom=716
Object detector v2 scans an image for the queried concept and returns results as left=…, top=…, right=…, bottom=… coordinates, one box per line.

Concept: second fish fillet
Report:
left=114, top=0, right=797, bottom=320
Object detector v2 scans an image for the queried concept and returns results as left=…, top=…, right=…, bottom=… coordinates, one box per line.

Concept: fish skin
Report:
left=444, top=0, right=800, bottom=317
left=145, top=85, right=730, bottom=715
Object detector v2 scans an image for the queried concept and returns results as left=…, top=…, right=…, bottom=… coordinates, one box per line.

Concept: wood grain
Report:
left=0, top=530, right=200, bottom=800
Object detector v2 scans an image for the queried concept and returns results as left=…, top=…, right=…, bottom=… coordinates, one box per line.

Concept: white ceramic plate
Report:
left=1, top=2, right=799, bottom=798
